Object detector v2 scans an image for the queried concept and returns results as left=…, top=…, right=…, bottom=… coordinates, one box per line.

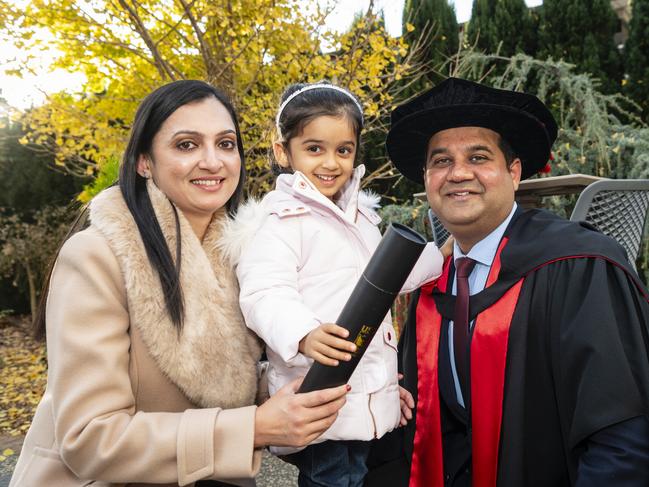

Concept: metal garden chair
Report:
left=570, top=179, right=649, bottom=270
left=426, top=178, right=649, bottom=269
left=427, top=208, right=450, bottom=247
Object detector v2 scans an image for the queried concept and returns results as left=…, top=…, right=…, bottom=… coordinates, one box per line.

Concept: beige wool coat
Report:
left=9, top=183, right=263, bottom=487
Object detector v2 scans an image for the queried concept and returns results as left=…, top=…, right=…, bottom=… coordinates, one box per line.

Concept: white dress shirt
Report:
left=448, top=203, right=518, bottom=407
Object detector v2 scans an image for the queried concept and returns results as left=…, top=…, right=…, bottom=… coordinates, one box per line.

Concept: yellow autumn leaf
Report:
left=1, top=319, right=48, bottom=437
left=6, top=1, right=425, bottom=197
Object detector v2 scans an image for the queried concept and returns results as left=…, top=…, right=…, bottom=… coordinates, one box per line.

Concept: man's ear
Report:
left=509, top=158, right=522, bottom=191
left=273, top=141, right=290, bottom=168
left=137, top=154, right=151, bottom=178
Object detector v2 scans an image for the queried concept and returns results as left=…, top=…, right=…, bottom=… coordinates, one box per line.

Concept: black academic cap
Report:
left=386, top=78, right=558, bottom=183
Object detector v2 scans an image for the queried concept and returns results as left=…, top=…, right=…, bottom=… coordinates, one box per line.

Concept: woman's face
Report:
left=138, top=96, right=241, bottom=235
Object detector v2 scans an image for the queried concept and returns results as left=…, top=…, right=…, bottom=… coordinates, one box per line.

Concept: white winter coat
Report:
left=232, top=165, right=443, bottom=453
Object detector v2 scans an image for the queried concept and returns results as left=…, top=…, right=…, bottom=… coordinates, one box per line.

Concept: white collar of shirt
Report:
left=451, top=203, right=517, bottom=296
left=453, top=203, right=518, bottom=266
left=448, top=203, right=518, bottom=407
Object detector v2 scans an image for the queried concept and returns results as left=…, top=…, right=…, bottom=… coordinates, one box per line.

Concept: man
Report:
left=367, top=78, right=649, bottom=487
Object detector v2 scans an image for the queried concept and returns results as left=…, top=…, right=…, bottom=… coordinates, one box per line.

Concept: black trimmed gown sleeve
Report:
left=540, top=257, right=649, bottom=483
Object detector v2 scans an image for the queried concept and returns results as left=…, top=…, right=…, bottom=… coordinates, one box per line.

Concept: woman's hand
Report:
left=398, top=374, right=414, bottom=426
left=298, top=323, right=357, bottom=366
left=253, top=377, right=348, bottom=448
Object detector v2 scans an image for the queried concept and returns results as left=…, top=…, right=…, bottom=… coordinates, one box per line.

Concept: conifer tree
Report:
left=624, top=0, right=649, bottom=120
left=538, top=0, right=622, bottom=92
left=494, top=0, right=537, bottom=56
left=466, top=0, right=497, bottom=52
left=403, top=0, right=458, bottom=75
left=465, top=0, right=535, bottom=57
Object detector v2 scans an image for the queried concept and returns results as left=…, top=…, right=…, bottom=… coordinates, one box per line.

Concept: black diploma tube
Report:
left=297, top=223, right=428, bottom=393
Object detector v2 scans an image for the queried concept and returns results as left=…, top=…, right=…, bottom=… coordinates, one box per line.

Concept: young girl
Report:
left=233, top=82, right=445, bottom=486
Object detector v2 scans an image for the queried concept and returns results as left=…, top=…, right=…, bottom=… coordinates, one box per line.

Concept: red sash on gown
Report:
left=409, top=238, right=523, bottom=487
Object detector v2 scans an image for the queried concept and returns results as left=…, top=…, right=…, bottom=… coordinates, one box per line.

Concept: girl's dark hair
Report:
left=34, top=80, right=245, bottom=339
left=272, top=81, right=364, bottom=174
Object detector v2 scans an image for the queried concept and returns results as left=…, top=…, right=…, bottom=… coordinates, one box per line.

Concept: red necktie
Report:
left=454, top=257, right=476, bottom=403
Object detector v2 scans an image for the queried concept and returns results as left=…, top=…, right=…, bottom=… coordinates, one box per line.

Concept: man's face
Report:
left=424, top=127, right=522, bottom=249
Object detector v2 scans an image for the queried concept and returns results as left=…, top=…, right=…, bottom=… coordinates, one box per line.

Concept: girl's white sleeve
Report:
left=237, top=215, right=319, bottom=367
left=400, top=242, right=444, bottom=294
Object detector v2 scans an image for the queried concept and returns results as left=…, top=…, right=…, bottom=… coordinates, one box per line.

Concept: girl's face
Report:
left=275, top=115, right=357, bottom=200
left=137, top=97, right=241, bottom=237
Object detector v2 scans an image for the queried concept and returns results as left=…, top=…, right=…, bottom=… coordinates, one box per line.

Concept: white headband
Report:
left=275, top=84, right=364, bottom=137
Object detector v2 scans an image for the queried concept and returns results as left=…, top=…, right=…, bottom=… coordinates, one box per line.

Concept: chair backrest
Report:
left=427, top=208, right=451, bottom=247
left=570, top=179, right=649, bottom=269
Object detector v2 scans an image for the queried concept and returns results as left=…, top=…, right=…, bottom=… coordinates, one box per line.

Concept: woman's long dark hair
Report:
left=34, top=80, right=246, bottom=339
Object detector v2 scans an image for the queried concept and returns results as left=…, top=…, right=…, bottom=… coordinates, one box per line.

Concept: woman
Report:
left=9, top=80, right=348, bottom=487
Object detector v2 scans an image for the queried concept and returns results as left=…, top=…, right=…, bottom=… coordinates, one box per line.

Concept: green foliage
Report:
left=449, top=49, right=649, bottom=281
left=624, top=0, right=649, bottom=120
left=1, top=0, right=429, bottom=198
left=465, top=0, right=535, bottom=57
left=608, top=125, right=649, bottom=179
left=378, top=199, right=431, bottom=239
left=452, top=51, right=646, bottom=179
left=538, top=0, right=623, bottom=93
left=0, top=206, right=75, bottom=317
left=0, top=118, right=86, bottom=315
left=402, top=0, right=459, bottom=79
left=466, top=0, right=496, bottom=52
left=371, top=1, right=458, bottom=205
left=0, top=119, right=86, bottom=212
left=0, top=309, right=13, bottom=320
left=81, top=157, right=119, bottom=201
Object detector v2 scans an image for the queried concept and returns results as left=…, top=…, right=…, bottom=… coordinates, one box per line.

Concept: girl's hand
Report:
left=253, top=377, right=349, bottom=448
left=398, top=375, right=415, bottom=426
left=298, top=323, right=357, bottom=366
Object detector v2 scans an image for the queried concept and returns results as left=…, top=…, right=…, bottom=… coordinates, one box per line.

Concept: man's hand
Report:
left=298, top=323, right=357, bottom=366
left=399, top=385, right=415, bottom=426
left=398, top=374, right=415, bottom=426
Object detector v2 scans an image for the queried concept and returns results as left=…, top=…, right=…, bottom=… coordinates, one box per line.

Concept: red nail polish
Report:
left=346, top=384, right=351, bottom=391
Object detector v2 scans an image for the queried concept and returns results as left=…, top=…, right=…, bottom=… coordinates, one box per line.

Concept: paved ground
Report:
left=0, top=436, right=22, bottom=487
left=0, top=435, right=297, bottom=487
left=258, top=450, right=298, bottom=487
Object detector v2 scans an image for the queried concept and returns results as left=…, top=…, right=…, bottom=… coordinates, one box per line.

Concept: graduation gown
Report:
left=365, top=208, right=649, bottom=487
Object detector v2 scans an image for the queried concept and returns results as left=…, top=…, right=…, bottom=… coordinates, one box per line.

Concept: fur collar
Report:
left=219, top=188, right=382, bottom=268
left=358, top=190, right=381, bottom=211
left=89, top=182, right=261, bottom=409
left=219, top=197, right=267, bottom=268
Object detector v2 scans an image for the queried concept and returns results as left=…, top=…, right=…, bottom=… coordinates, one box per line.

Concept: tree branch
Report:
left=117, top=0, right=177, bottom=80
left=176, top=0, right=212, bottom=72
